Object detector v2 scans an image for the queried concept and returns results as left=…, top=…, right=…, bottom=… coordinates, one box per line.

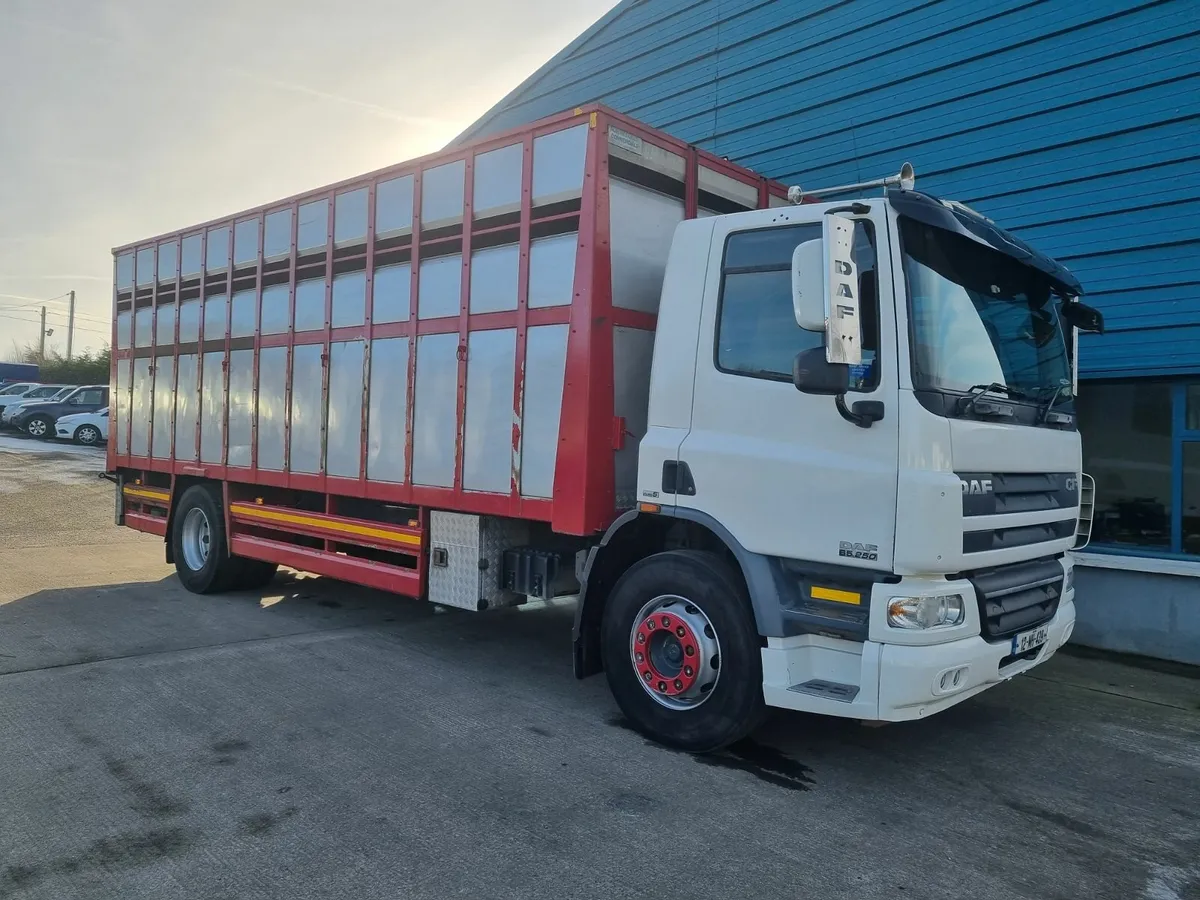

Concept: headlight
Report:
left=887, top=594, right=965, bottom=629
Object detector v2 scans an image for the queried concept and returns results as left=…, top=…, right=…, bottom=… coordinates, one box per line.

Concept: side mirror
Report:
left=793, top=346, right=849, bottom=396
left=791, top=213, right=862, bottom=365
left=1061, top=300, right=1104, bottom=334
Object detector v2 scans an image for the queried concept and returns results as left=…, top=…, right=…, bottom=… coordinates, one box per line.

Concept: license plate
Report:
left=1012, top=624, right=1050, bottom=655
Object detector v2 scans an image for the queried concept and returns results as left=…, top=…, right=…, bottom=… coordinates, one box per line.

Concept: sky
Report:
left=0, top=0, right=619, bottom=358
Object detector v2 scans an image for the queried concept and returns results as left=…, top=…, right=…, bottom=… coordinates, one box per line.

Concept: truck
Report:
left=0, top=362, right=39, bottom=386
left=108, top=105, right=1104, bottom=751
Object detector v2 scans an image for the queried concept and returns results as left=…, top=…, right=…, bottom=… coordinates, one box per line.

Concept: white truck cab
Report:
left=576, top=169, right=1103, bottom=750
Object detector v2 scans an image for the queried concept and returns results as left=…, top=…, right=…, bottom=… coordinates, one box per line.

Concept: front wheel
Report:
left=25, top=416, right=53, bottom=439
left=75, top=424, right=102, bottom=446
left=601, top=550, right=765, bottom=752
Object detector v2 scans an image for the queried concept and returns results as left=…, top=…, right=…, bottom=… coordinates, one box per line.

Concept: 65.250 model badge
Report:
left=839, top=541, right=878, bottom=561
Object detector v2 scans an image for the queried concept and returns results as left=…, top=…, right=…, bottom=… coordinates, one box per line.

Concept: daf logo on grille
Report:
left=961, top=479, right=993, bottom=495
left=1065, top=476, right=1078, bottom=492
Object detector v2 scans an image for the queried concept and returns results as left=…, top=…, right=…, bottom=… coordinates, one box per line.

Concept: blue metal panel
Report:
left=463, top=0, right=1200, bottom=379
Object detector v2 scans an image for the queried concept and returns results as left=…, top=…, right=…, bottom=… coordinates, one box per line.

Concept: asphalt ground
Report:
left=1, top=434, right=1198, bottom=900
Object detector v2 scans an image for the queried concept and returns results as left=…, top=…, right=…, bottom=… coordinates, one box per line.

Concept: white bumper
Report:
left=762, top=595, right=1075, bottom=721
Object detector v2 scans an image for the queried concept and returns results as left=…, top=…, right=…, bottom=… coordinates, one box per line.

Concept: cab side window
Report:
left=716, top=221, right=879, bottom=390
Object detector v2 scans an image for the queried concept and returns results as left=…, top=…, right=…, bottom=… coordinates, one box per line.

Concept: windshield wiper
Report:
left=1038, top=381, right=1074, bottom=424
left=958, top=382, right=1030, bottom=418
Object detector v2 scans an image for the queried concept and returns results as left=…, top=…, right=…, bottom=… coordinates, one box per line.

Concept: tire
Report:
left=601, top=549, right=766, bottom=752
left=171, top=485, right=241, bottom=594
left=25, top=415, right=53, bottom=439
left=75, top=424, right=102, bottom=446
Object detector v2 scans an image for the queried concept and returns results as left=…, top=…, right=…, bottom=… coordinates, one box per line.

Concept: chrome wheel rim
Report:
left=629, top=594, right=721, bottom=710
left=180, top=507, right=211, bottom=572
left=78, top=427, right=98, bottom=444
left=27, top=419, right=46, bottom=436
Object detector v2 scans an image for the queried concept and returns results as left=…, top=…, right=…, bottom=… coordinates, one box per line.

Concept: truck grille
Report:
left=958, top=472, right=1078, bottom=517
left=965, top=558, right=1063, bottom=642
left=962, top=518, right=1076, bottom=553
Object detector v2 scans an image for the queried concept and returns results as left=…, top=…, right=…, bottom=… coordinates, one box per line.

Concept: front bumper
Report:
left=55, top=425, right=72, bottom=438
left=761, top=594, right=1075, bottom=720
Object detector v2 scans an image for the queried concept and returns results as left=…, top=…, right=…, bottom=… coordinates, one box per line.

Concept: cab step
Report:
left=787, top=679, right=860, bottom=702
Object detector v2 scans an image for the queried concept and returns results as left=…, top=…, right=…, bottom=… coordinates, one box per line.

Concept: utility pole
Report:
left=38, top=306, right=46, bottom=363
left=66, top=290, right=75, bottom=360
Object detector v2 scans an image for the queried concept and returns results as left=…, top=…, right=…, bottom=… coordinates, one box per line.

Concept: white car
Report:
left=54, top=407, right=109, bottom=446
left=0, top=385, right=75, bottom=424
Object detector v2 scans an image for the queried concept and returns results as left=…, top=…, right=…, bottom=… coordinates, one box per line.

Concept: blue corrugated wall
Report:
left=463, top=0, right=1200, bottom=379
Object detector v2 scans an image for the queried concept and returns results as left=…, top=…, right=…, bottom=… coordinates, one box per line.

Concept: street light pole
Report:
left=38, top=306, right=46, bottom=363
left=66, top=290, right=75, bottom=360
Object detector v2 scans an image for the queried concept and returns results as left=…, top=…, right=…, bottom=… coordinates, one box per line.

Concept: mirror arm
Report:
left=835, top=394, right=885, bottom=429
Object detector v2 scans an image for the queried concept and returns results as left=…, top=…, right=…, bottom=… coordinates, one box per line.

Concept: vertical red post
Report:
left=283, top=200, right=299, bottom=475
left=220, top=223, right=234, bottom=468
left=358, top=182, right=378, bottom=489
left=684, top=146, right=699, bottom=219
left=250, top=213, right=265, bottom=473
left=452, top=155, right=475, bottom=494
left=403, top=172, right=423, bottom=489
left=322, top=191, right=336, bottom=540
left=194, top=228, right=208, bottom=464
left=169, top=238, right=181, bottom=465
left=551, top=111, right=615, bottom=536
left=510, top=134, right=535, bottom=502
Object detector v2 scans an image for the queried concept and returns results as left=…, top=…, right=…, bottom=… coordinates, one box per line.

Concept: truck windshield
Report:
left=900, top=217, right=1071, bottom=400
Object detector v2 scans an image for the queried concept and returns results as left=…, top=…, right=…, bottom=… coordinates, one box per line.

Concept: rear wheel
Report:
left=171, top=485, right=240, bottom=594
left=25, top=415, right=52, bottom=439
left=74, top=424, right=102, bottom=446
left=601, top=550, right=765, bottom=752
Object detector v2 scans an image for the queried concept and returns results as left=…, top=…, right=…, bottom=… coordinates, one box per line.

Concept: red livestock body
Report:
left=109, top=105, right=786, bottom=598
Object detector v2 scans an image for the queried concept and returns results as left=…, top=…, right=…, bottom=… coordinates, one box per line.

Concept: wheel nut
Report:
left=643, top=672, right=652, bottom=682
left=635, top=652, right=644, bottom=662
left=674, top=680, right=682, bottom=690
left=637, top=633, right=646, bottom=644
left=657, top=681, right=667, bottom=692
left=661, top=616, right=670, bottom=627
left=684, top=645, right=695, bottom=656
left=676, top=626, right=686, bottom=637
left=646, top=620, right=655, bottom=629
left=684, top=666, right=693, bottom=677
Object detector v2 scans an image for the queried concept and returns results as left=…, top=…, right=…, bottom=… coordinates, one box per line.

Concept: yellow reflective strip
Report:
left=811, top=586, right=861, bottom=605
left=231, top=504, right=421, bottom=547
left=123, top=487, right=170, bottom=502
left=589, top=111, right=598, bottom=128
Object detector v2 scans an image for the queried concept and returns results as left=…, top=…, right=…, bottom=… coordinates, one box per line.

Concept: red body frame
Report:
left=110, top=106, right=784, bottom=591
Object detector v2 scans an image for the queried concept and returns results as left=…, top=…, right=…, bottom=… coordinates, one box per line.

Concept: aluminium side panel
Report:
left=462, top=328, right=516, bottom=493
left=520, top=324, right=569, bottom=498
left=367, top=337, right=409, bottom=483
left=411, top=332, right=458, bottom=487
left=289, top=343, right=325, bottom=474
left=174, top=354, right=198, bottom=462
left=199, top=351, right=225, bottom=464
left=612, top=327, right=655, bottom=510
left=609, top=178, right=684, bottom=314
left=129, top=357, right=152, bottom=457
left=326, top=340, right=365, bottom=478
left=256, top=346, right=288, bottom=470
left=226, top=349, right=254, bottom=468
left=114, top=358, right=132, bottom=455
left=151, top=356, right=174, bottom=459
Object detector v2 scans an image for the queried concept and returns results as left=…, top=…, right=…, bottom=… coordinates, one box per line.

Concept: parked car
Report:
left=1, top=386, right=76, bottom=425
left=0, top=382, right=39, bottom=397
left=55, top=407, right=110, bottom=446
left=0, top=384, right=75, bottom=422
left=12, top=385, right=109, bottom=439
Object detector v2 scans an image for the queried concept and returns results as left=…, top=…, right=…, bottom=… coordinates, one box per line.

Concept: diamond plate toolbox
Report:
left=428, top=511, right=530, bottom=611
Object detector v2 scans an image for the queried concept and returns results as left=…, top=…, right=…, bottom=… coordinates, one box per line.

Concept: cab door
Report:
left=676, top=203, right=900, bottom=570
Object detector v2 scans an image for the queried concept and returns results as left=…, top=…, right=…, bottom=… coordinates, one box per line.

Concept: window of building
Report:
left=715, top=221, right=879, bottom=390
left=1079, top=380, right=1200, bottom=557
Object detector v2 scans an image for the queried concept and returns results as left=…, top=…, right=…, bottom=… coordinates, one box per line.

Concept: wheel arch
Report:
left=572, top=508, right=783, bottom=679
